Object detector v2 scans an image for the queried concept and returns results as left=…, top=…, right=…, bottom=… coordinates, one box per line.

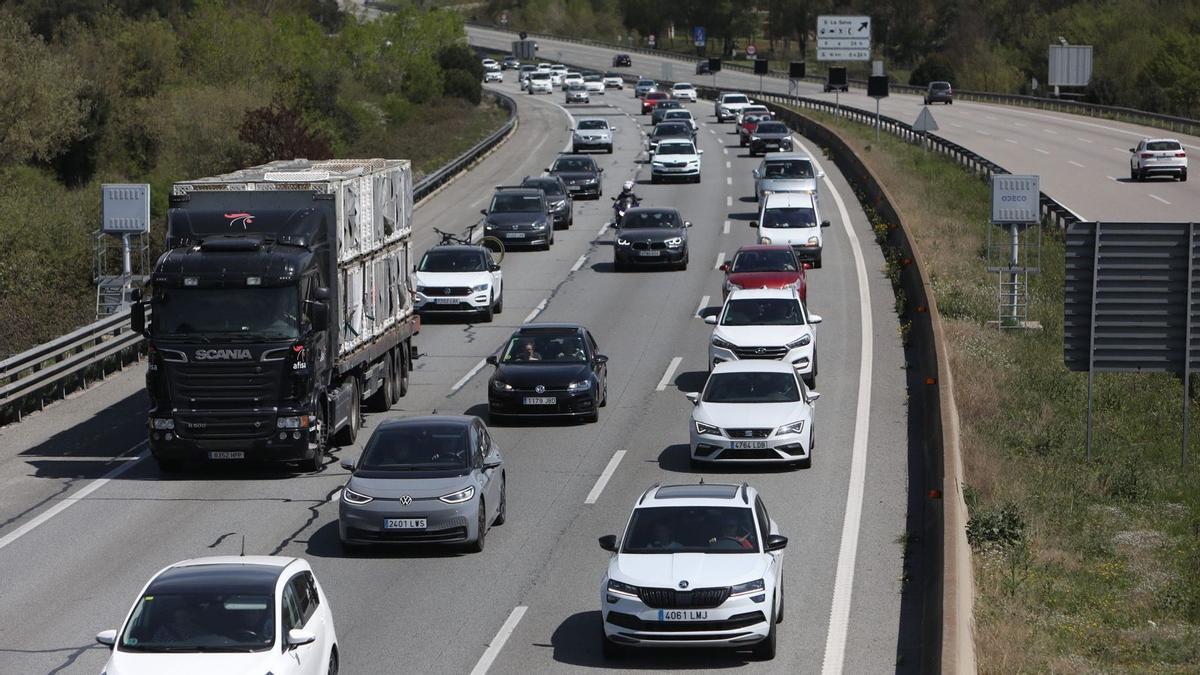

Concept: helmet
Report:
left=623, top=180, right=634, bottom=191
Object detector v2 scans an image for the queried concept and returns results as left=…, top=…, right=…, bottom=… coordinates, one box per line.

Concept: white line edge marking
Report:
left=655, top=357, right=683, bottom=392
left=975, top=129, right=991, bottom=136
left=803, top=147, right=874, bottom=675
left=584, top=450, right=626, bottom=504
left=468, top=605, right=528, bottom=675
left=726, top=176, right=732, bottom=186
left=451, top=358, right=489, bottom=392
left=0, top=442, right=148, bottom=552
left=723, top=220, right=731, bottom=234
left=1043, top=128, right=1058, bottom=134
left=713, top=252, right=726, bottom=270
left=570, top=254, right=587, bottom=272
left=597, top=222, right=608, bottom=237
left=523, top=298, right=548, bottom=324
left=1149, top=194, right=1171, bottom=205
left=695, top=295, right=710, bottom=318
left=1077, top=137, right=1093, bottom=143
left=1067, top=160, right=1085, bottom=168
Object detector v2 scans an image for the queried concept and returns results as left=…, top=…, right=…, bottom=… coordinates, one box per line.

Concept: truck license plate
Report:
left=208, top=451, right=245, bottom=459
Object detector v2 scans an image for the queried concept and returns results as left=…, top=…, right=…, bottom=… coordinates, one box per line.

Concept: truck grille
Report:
left=732, top=345, right=788, bottom=359
left=169, top=362, right=277, bottom=408
left=175, top=412, right=275, bottom=440
left=636, top=587, right=730, bottom=609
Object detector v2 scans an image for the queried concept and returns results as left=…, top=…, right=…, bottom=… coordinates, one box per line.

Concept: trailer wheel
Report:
left=397, top=344, right=411, bottom=397
left=334, top=380, right=360, bottom=446
left=366, top=354, right=396, bottom=412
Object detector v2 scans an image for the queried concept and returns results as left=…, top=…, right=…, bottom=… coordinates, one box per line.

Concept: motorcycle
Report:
left=612, top=194, right=641, bottom=222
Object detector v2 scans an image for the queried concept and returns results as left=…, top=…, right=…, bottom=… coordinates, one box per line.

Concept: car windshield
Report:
left=731, top=249, right=798, bottom=272
left=358, top=422, right=471, bottom=471
left=154, top=287, right=299, bottom=339
left=621, top=210, right=682, bottom=228
left=656, top=143, right=696, bottom=156
left=1146, top=141, right=1182, bottom=151
left=637, top=80, right=655, bottom=87
left=674, top=84, right=694, bottom=90
left=763, top=160, right=814, bottom=179
left=657, top=101, right=681, bottom=109
left=622, top=506, right=759, bottom=553
left=578, top=120, right=607, bottom=130
left=585, top=75, right=601, bottom=81
left=568, top=84, right=586, bottom=90
left=553, top=158, right=595, bottom=172
left=490, top=193, right=542, bottom=213
left=119, top=593, right=274, bottom=653
left=703, top=371, right=801, bottom=403
left=647, top=93, right=667, bottom=100
left=721, top=298, right=804, bottom=326
left=725, top=95, right=749, bottom=104
left=530, top=73, right=550, bottom=80
left=419, top=249, right=487, bottom=272
left=605, top=72, right=620, bottom=78
left=757, top=122, right=788, bottom=134
left=761, top=207, right=816, bottom=228
left=665, top=111, right=692, bottom=120
left=744, top=107, right=769, bottom=115
left=525, top=180, right=564, bottom=197
left=500, top=334, right=588, bottom=363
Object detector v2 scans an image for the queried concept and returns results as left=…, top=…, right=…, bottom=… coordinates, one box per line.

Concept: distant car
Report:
left=650, top=138, right=703, bottom=184
left=96, top=556, right=339, bottom=675
left=704, top=288, right=821, bottom=387
left=924, top=81, right=953, bottom=104
left=501, top=56, right=520, bottom=70
left=634, top=79, right=658, bottom=98
left=597, top=482, right=788, bottom=660
left=688, top=360, right=820, bottom=468
left=720, top=244, right=809, bottom=300
left=565, top=83, right=590, bottom=103
left=527, top=70, right=553, bottom=94
left=738, top=112, right=773, bottom=146
left=755, top=191, right=829, bottom=268
left=715, top=92, right=752, bottom=122
left=521, top=174, right=574, bottom=228
left=748, top=121, right=794, bottom=156
left=613, top=53, right=632, bottom=67
left=641, top=91, right=669, bottom=114
left=696, top=60, right=711, bottom=75
left=670, top=82, right=698, bottom=102
left=752, top=153, right=823, bottom=202
left=572, top=117, right=616, bottom=154
left=583, top=74, right=605, bottom=93
left=414, top=245, right=503, bottom=321
left=650, top=99, right=684, bottom=125
left=518, top=64, right=537, bottom=89
left=548, top=154, right=604, bottom=199
left=561, top=71, right=584, bottom=90
left=487, top=323, right=609, bottom=423
left=339, top=416, right=506, bottom=552
left=646, top=121, right=695, bottom=156
left=1130, top=138, right=1187, bottom=181
left=661, top=108, right=699, bottom=134
left=612, top=207, right=692, bottom=271
left=481, top=187, right=554, bottom=249
left=735, top=105, right=771, bottom=126
left=484, top=69, right=503, bottom=83
left=481, top=58, right=499, bottom=71
left=602, top=72, right=624, bottom=89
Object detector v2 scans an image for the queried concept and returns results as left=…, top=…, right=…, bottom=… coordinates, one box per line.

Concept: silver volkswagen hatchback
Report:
left=338, top=416, right=506, bottom=553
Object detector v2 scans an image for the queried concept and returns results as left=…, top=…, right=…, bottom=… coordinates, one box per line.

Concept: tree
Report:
left=239, top=104, right=332, bottom=164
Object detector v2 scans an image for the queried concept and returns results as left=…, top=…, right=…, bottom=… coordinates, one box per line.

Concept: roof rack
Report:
left=638, top=483, right=661, bottom=505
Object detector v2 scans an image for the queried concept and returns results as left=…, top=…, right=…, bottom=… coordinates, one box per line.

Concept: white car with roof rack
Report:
left=705, top=287, right=821, bottom=386
left=598, top=482, right=788, bottom=660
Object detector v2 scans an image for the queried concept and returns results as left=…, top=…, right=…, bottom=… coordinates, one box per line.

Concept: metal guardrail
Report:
left=471, top=23, right=1200, bottom=137
left=0, top=89, right=519, bottom=424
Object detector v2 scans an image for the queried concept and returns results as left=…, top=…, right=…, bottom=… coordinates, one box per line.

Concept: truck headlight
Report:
left=151, top=418, right=174, bottom=430
left=277, top=415, right=311, bottom=429
left=807, top=236, right=820, bottom=245
left=760, top=237, right=773, bottom=244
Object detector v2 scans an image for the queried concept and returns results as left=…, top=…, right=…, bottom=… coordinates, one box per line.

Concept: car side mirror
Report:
left=719, top=262, right=729, bottom=271
left=489, top=262, right=501, bottom=272
left=309, top=301, right=329, bottom=331
left=808, top=314, right=823, bottom=324
left=818, top=171, right=826, bottom=179
left=598, top=534, right=618, bottom=552
left=801, top=262, right=813, bottom=270
left=698, top=149, right=704, bottom=154
left=339, top=457, right=356, bottom=471
left=1128, top=148, right=1135, bottom=153
left=612, top=127, right=618, bottom=132
left=821, top=220, right=831, bottom=228
left=129, top=288, right=143, bottom=302
left=594, top=354, right=609, bottom=365
left=703, top=315, right=717, bottom=325
left=598, top=167, right=604, bottom=172
left=684, top=221, right=693, bottom=228
left=480, top=209, right=488, bottom=216
left=484, top=457, right=503, bottom=470
left=685, top=392, right=699, bottom=405
left=750, top=221, right=759, bottom=228
left=130, top=300, right=146, bottom=336
left=287, top=629, right=317, bottom=648
left=808, top=391, right=821, bottom=402
left=752, top=169, right=760, bottom=178
left=95, top=629, right=117, bottom=647
left=486, top=354, right=499, bottom=366
left=766, top=534, right=789, bottom=551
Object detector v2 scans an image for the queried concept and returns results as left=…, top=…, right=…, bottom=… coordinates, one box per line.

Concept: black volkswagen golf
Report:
left=487, top=324, right=608, bottom=424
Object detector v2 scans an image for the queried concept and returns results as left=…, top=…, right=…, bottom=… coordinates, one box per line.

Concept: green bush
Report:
left=444, top=69, right=482, bottom=105
left=966, top=502, right=1027, bottom=552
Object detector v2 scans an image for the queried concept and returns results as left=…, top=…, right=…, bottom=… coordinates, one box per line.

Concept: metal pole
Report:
left=121, top=233, right=133, bottom=307
left=875, top=98, right=880, bottom=142
left=1183, top=221, right=1195, bottom=468
left=835, top=90, right=840, bottom=120
left=1009, top=224, right=1020, bottom=324
left=1086, top=222, right=1102, bottom=461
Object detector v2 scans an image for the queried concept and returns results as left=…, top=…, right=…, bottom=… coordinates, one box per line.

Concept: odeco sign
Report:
left=991, top=174, right=1040, bottom=224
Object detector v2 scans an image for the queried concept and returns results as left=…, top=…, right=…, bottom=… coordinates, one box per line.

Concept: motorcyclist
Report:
left=613, top=180, right=641, bottom=220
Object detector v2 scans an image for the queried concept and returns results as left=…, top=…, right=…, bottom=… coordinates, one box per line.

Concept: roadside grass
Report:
left=794, top=108, right=1200, bottom=672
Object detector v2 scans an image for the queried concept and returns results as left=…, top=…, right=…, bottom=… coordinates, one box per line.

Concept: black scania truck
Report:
left=131, top=159, right=419, bottom=472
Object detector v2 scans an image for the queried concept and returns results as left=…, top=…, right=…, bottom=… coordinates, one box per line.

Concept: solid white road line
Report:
left=1149, top=194, right=1171, bottom=205
left=655, top=357, right=683, bottom=391
left=596, top=222, right=609, bottom=237
left=0, top=442, right=148, bottom=552
left=523, top=298, right=548, bottom=324
left=714, top=252, right=726, bottom=270
left=570, top=254, right=587, bottom=272
left=1068, top=160, right=1085, bottom=168
left=1077, top=137, right=1093, bottom=143
left=950, top=122, right=963, bottom=128
left=695, top=295, right=710, bottom=318
left=723, top=148, right=728, bottom=155
left=1106, top=175, right=1118, bottom=181
left=584, top=451, right=627, bottom=504
left=469, top=606, right=528, bottom=675
left=723, top=220, right=731, bottom=234
left=1034, top=148, right=1050, bottom=155
left=451, top=359, right=489, bottom=393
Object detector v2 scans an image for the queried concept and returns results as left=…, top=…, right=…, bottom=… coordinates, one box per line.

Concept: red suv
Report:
left=719, top=245, right=809, bottom=300
left=641, top=91, right=669, bottom=114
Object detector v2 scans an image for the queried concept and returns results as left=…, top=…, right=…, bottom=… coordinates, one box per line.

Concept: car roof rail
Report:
left=638, top=483, right=661, bottom=505
left=740, top=482, right=750, bottom=504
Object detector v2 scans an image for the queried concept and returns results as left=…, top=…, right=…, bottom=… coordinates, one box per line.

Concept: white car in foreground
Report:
left=650, top=139, right=703, bottom=183
left=414, top=245, right=503, bottom=321
left=484, top=69, right=503, bottom=83
left=97, top=556, right=339, bottom=675
left=598, top=482, right=788, bottom=660
left=687, top=360, right=819, bottom=467
left=705, top=288, right=821, bottom=386
left=1130, top=138, right=1187, bottom=181
left=670, top=82, right=698, bottom=102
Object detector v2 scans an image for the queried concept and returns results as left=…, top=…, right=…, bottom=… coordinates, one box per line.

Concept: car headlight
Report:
left=607, top=579, right=639, bottom=597
left=573, top=132, right=583, bottom=140
left=438, top=486, right=475, bottom=504
left=751, top=136, right=760, bottom=142
left=534, top=220, right=549, bottom=229
left=616, top=237, right=630, bottom=246
left=568, top=379, right=592, bottom=392
left=472, top=283, right=490, bottom=292
left=552, top=200, right=566, bottom=209
left=652, top=162, right=665, bottom=168
left=341, top=487, right=373, bottom=505
left=777, top=420, right=806, bottom=435
left=760, top=236, right=772, bottom=245
left=687, top=160, right=699, bottom=166
left=808, top=236, right=820, bottom=245
left=276, top=415, right=311, bottom=429
left=711, top=335, right=736, bottom=350
left=492, top=379, right=513, bottom=391
left=730, top=579, right=766, bottom=596
left=415, top=285, right=428, bottom=294
left=695, top=420, right=721, bottom=435
left=786, top=334, right=811, bottom=349
left=664, top=237, right=683, bottom=247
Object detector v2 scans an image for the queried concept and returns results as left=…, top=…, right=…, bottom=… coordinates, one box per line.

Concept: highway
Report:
left=0, top=78, right=909, bottom=673
left=468, top=26, right=1200, bottom=223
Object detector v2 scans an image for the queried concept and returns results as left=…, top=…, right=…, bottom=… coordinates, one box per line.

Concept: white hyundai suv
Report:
left=598, top=482, right=788, bottom=660
left=414, top=245, right=503, bottom=322
left=704, top=288, right=822, bottom=386
left=755, top=190, right=829, bottom=268
left=687, top=360, right=819, bottom=467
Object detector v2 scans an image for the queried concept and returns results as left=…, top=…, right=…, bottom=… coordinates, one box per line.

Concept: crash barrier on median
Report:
left=470, top=23, right=1200, bottom=138
left=0, top=90, right=519, bottom=426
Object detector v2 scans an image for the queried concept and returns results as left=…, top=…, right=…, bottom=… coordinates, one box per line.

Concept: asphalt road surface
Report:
left=0, top=77, right=908, bottom=674
left=468, top=25, right=1200, bottom=224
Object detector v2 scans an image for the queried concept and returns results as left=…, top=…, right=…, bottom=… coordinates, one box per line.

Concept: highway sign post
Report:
left=913, top=106, right=938, bottom=150
left=817, top=15, right=872, bottom=61
left=746, top=44, right=757, bottom=57
left=867, top=74, right=888, bottom=141
left=788, top=61, right=805, bottom=96
left=693, top=26, right=705, bottom=56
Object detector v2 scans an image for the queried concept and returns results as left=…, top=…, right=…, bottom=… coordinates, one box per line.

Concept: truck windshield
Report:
left=154, top=287, right=299, bottom=339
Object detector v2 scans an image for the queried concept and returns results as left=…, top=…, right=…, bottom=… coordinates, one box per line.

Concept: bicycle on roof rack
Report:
left=433, top=225, right=505, bottom=264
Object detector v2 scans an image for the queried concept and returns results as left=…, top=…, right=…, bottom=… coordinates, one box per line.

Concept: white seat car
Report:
left=670, top=82, right=698, bottom=102
left=1130, top=138, right=1187, bottom=181
left=414, top=245, right=503, bottom=321
left=715, top=92, right=753, bottom=122
left=97, top=556, right=339, bottom=675
left=561, top=71, right=584, bottom=90
left=518, top=65, right=537, bottom=89
left=687, top=360, right=819, bottom=467
left=598, top=482, right=788, bottom=660
left=705, top=288, right=821, bottom=386
left=481, top=58, right=499, bottom=71
left=573, top=117, right=616, bottom=154
left=527, top=71, right=553, bottom=94
left=755, top=191, right=829, bottom=268
left=650, top=139, right=703, bottom=183
left=484, top=69, right=503, bottom=83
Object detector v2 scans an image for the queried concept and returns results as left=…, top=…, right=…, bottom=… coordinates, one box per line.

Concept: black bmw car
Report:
left=487, top=324, right=609, bottom=423
left=547, top=154, right=603, bottom=199
left=612, top=207, right=691, bottom=271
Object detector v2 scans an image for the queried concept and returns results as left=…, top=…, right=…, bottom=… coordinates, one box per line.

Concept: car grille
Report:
left=607, top=611, right=766, bottom=632
left=663, top=162, right=687, bottom=168
left=424, top=287, right=471, bottom=297
left=723, top=428, right=772, bottom=439
left=168, top=362, right=277, bottom=408
left=175, top=412, right=276, bottom=440
left=718, top=447, right=781, bottom=460
left=632, top=241, right=667, bottom=250
left=636, top=587, right=731, bottom=609
left=731, top=345, right=788, bottom=359
left=345, top=526, right=467, bottom=543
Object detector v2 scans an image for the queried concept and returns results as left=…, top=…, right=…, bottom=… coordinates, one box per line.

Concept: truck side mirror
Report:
left=130, top=301, right=146, bottom=336
left=310, top=302, right=329, bottom=330
left=314, top=287, right=330, bottom=301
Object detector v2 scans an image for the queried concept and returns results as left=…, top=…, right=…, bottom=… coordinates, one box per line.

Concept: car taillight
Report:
left=1177, top=152, right=1187, bottom=157
left=1141, top=153, right=1153, bottom=158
